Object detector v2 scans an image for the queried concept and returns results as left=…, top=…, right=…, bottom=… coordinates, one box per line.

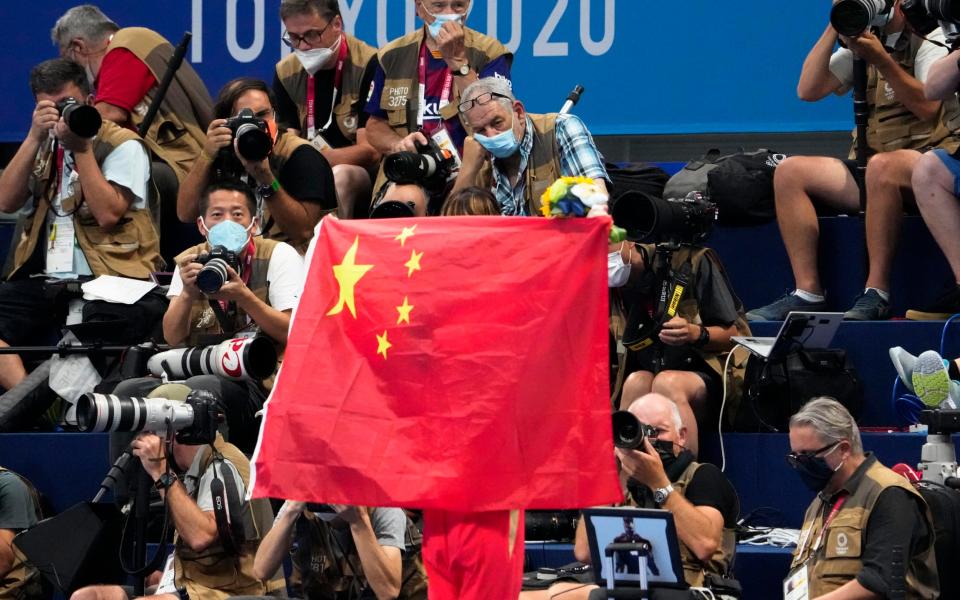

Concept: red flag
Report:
left=252, top=216, right=622, bottom=511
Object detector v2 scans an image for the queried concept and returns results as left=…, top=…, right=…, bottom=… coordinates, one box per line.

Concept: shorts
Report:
left=933, top=148, right=960, bottom=197
left=0, top=279, right=60, bottom=346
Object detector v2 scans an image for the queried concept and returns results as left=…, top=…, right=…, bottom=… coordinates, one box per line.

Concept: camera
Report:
left=611, top=411, right=658, bottom=450
left=383, top=138, right=457, bottom=191
left=224, top=108, right=273, bottom=162
left=55, top=97, right=102, bottom=138
left=147, top=336, right=278, bottom=381
left=830, top=0, right=894, bottom=36
left=195, top=246, right=242, bottom=294
left=903, top=0, right=960, bottom=40
left=77, top=389, right=223, bottom=445
left=611, top=190, right=717, bottom=246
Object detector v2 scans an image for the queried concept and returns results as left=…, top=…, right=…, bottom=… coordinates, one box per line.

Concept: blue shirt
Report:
left=491, top=113, right=609, bottom=216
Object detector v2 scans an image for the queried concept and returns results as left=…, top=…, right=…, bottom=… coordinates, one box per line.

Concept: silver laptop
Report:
left=732, top=312, right=843, bottom=359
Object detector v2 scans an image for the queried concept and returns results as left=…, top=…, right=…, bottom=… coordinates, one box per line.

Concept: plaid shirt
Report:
left=491, top=113, right=609, bottom=216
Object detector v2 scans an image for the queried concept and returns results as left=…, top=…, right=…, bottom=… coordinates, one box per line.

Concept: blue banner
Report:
left=0, top=1, right=852, bottom=142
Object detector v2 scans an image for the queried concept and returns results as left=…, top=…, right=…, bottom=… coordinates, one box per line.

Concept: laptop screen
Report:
left=582, top=507, right=687, bottom=589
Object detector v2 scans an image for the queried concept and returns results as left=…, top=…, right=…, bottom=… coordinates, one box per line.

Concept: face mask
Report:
left=426, top=11, right=462, bottom=39
left=608, top=244, right=631, bottom=288
left=790, top=445, right=843, bottom=492
left=203, top=219, right=254, bottom=253
left=294, top=35, right=341, bottom=76
left=653, top=439, right=677, bottom=470
left=474, top=113, right=520, bottom=159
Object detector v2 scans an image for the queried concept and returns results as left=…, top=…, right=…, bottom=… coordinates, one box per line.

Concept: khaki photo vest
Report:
left=850, top=31, right=960, bottom=158
left=5, top=121, right=163, bottom=281
left=262, top=131, right=328, bottom=253
left=274, top=34, right=377, bottom=144
left=0, top=468, right=43, bottom=600
left=791, top=457, right=939, bottom=599
left=108, top=27, right=214, bottom=183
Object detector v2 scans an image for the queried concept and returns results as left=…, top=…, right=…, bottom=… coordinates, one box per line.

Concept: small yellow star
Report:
left=404, top=250, right=423, bottom=277
left=395, top=225, right=417, bottom=247
left=396, top=297, right=414, bottom=325
left=326, top=236, right=373, bottom=319
left=376, top=330, right=392, bottom=359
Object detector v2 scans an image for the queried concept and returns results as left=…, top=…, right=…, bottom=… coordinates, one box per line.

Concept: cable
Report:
left=718, top=348, right=738, bottom=472
left=939, top=313, right=960, bottom=357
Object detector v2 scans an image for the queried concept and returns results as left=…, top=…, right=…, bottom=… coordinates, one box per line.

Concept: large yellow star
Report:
left=376, top=330, right=392, bottom=359
left=395, top=224, right=417, bottom=247
left=396, top=297, right=414, bottom=325
left=326, top=236, right=373, bottom=318
left=404, top=250, right=423, bottom=277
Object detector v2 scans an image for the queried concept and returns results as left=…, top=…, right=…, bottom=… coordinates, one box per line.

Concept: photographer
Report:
left=177, top=78, right=336, bottom=253
left=370, top=182, right=431, bottom=218
left=0, top=58, right=162, bottom=393
left=274, top=0, right=381, bottom=219
left=785, top=397, right=938, bottom=599
left=610, top=233, right=749, bottom=458
left=0, top=467, right=41, bottom=599
left=52, top=5, right=213, bottom=185
left=71, top=386, right=286, bottom=600
left=254, top=501, right=421, bottom=600
left=523, top=394, right=739, bottom=599
left=451, top=78, right=609, bottom=216
left=748, top=0, right=960, bottom=322
left=115, top=181, right=303, bottom=454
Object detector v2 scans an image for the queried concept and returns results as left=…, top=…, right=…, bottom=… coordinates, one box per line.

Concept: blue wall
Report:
left=0, top=1, right=851, bottom=141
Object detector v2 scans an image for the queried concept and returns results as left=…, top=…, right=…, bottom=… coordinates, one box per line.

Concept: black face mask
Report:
left=789, top=444, right=842, bottom=492
left=653, top=438, right=676, bottom=468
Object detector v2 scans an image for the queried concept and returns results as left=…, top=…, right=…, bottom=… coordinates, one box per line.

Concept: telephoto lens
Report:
left=611, top=410, right=658, bottom=450
left=196, top=258, right=231, bottom=294
left=77, top=394, right=197, bottom=434
left=830, top=0, right=894, bottom=36
left=383, top=152, right=439, bottom=184
left=56, top=97, right=102, bottom=138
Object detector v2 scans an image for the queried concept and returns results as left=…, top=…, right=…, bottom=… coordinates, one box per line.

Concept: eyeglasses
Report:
left=786, top=441, right=841, bottom=469
left=282, top=20, right=332, bottom=49
left=458, top=91, right=511, bottom=114
left=422, top=0, right=470, bottom=14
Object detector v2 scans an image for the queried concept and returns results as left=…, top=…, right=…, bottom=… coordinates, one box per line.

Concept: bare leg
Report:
left=913, top=152, right=960, bottom=282
left=518, top=582, right=597, bottom=600
left=620, top=371, right=654, bottom=410
left=333, top=164, right=373, bottom=219
left=774, top=156, right=860, bottom=294
left=864, top=149, right=920, bottom=291
left=0, top=339, right=26, bottom=391
left=70, top=586, right=129, bottom=600
left=650, top=370, right=709, bottom=458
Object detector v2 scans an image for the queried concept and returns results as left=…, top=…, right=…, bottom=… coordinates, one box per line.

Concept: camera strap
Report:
left=208, top=450, right=245, bottom=556
left=207, top=300, right=237, bottom=335
left=623, top=259, right=693, bottom=352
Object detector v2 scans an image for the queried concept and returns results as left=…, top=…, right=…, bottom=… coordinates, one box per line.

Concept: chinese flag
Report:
left=252, top=216, right=622, bottom=511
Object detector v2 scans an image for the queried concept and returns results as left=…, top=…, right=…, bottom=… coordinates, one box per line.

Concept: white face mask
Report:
left=608, top=244, right=632, bottom=288
left=294, top=35, right=341, bottom=76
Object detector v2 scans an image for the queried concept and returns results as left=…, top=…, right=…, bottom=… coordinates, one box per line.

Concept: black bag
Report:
left=915, top=481, right=960, bottom=600
left=606, top=162, right=669, bottom=204
left=663, top=149, right=787, bottom=226
left=734, top=348, right=864, bottom=432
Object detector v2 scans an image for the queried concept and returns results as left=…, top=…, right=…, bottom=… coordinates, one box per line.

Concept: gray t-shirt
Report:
left=0, top=471, right=37, bottom=532
left=367, top=507, right=407, bottom=550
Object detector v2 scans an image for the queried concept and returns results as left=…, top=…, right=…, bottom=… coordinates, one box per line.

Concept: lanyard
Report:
left=811, top=492, right=848, bottom=553
left=416, top=42, right=453, bottom=131
left=306, top=37, right=349, bottom=140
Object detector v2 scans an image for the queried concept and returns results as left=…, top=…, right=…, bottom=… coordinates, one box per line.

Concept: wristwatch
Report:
left=257, top=179, right=280, bottom=199
left=693, top=325, right=711, bottom=348
left=452, top=62, right=471, bottom=77
left=653, top=484, right=674, bottom=505
left=154, top=472, right=178, bottom=491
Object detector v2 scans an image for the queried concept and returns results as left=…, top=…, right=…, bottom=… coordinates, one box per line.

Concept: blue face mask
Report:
left=426, top=11, right=462, bottom=38
left=203, top=219, right=253, bottom=253
left=474, top=113, right=520, bottom=159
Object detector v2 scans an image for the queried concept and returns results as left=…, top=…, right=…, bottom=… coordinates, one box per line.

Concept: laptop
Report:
left=581, top=507, right=687, bottom=590
left=732, top=311, right=843, bottom=360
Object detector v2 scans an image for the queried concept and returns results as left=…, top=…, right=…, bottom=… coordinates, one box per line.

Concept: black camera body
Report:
left=224, top=108, right=273, bottom=162
left=383, top=138, right=456, bottom=190
left=611, top=190, right=717, bottom=246
left=55, top=97, right=102, bottom=138
left=903, top=0, right=960, bottom=40
left=195, top=246, right=242, bottom=295
left=611, top=410, right=658, bottom=450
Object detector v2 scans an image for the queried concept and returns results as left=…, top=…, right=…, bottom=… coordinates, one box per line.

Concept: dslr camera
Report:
left=830, top=0, right=895, bottom=36
left=611, top=410, right=658, bottom=450
left=611, top=190, right=717, bottom=246
left=224, top=108, right=273, bottom=162
left=77, top=389, right=223, bottom=445
left=383, top=138, right=457, bottom=191
left=903, top=0, right=960, bottom=41
left=55, top=97, right=102, bottom=138
left=195, top=246, right=242, bottom=294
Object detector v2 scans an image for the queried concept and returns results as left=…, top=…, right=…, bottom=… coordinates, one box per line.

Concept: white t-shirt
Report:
left=168, top=239, right=304, bottom=313
left=829, top=28, right=949, bottom=94
left=45, top=138, right=151, bottom=279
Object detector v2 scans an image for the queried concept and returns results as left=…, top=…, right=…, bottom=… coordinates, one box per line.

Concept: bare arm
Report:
left=162, top=261, right=202, bottom=346
left=95, top=101, right=131, bottom=127
left=573, top=517, right=591, bottom=564
left=347, top=509, right=402, bottom=600
left=448, top=136, right=488, bottom=198
left=924, top=49, right=960, bottom=101
left=798, top=24, right=844, bottom=101
left=254, top=501, right=302, bottom=581
left=206, top=267, right=292, bottom=344
left=817, top=580, right=882, bottom=600
left=178, top=119, right=231, bottom=222
left=69, top=140, right=134, bottom=230
left=0, top=529, right=15, bottom=578
left=366, top=117, right=429, bottom=156
left=661, top=492, right=725, bottom=563
left=0, top=101, right=60, bottom=213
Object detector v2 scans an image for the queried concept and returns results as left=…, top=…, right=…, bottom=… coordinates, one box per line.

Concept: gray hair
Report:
left=460, top=76, right=515, bottom=113
left=51, top=5, right=118, bottom=50
left=631, top=393, right=684, bottom=434
left=790, top=397, right=864, bottom=454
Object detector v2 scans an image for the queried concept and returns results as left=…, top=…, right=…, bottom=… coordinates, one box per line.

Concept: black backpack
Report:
left=663, top=149, right=787, bottom=226
left=606, top=162, right=669, bottom=204
left=915, top=481, right=960, bottom=599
